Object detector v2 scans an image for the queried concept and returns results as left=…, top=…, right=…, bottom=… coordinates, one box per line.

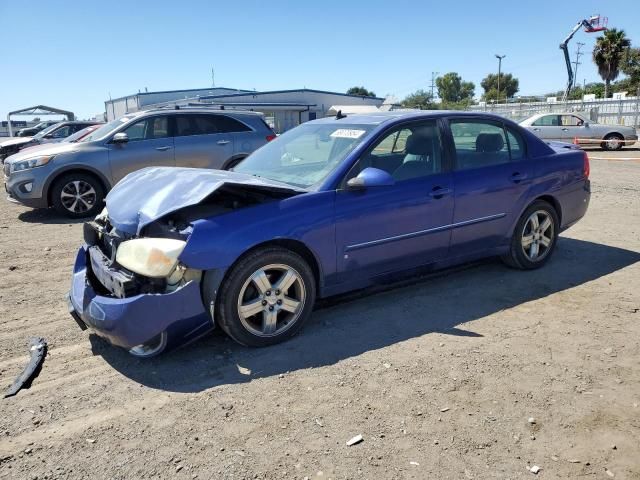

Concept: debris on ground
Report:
left=528, top=417, right=536, bottom=424
left=236, top=365, right=251, bottom=375
left=4, top=337, right=47, bottom=398
left=605, top=469, right=615, bottom=477
left=346, top=434, right=363, bottom=446
left=529, top=465, right=541, bottom=474
left=440, top=407, right=450, bottom=412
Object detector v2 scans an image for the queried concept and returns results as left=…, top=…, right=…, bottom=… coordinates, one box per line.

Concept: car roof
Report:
left=310, top=110, right=512, bottom=126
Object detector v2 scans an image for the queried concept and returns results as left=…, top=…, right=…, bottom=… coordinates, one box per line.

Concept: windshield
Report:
left=233, top=123, right=374, bottom=188
left=65, top=125, right=98, bottom=143
left=33, top=123, right=63, bottom=139
left=81, top=116, right=135, bottom=142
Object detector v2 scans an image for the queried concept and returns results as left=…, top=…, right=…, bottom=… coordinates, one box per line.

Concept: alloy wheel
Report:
left=60, top=180, right=97, bottom=214
left=237, top=264, right=306, bottom=338
left=521, top=210, right=554, bottom=262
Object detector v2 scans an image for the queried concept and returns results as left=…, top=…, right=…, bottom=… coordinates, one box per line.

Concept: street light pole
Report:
left=495, top=54, right=506, bottom=103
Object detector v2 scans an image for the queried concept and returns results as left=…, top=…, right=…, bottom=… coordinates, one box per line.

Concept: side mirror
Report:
left=583, top=121, right=590, bottom=127
left=112, top=132, right=129, bottom=144
left=346, top=167, right=395, bottom=190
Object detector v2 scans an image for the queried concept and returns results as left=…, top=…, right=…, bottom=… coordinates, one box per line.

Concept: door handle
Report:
left=155, top=146, right=173, bottom=151
left=511, top=172, right=528, bottom=183
left=217, top=140, right=230, bottom=145
left=561, top=128, right=569, bottom=131
left=429, top=186, right=452, bottom=199
left=533, top=128, right=541, bottom=131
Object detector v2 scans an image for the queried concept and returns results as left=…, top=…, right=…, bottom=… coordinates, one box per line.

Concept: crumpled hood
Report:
left=0, top=137, right=35, bottom=149
left=106, top=167, right=305, bottom=235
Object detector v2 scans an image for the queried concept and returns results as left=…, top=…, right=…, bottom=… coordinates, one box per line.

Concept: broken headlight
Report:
left=115, top=238, right=186, bottom=278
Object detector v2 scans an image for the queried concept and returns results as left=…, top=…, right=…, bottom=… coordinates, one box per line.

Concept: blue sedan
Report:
left=68, top=111, right=590, bottom=356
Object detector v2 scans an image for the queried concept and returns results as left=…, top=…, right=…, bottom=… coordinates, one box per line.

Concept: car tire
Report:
left=206, top=246, right=316, bottom=347
left=501, top=200, right=559, bottom=270
left=602, top=133, right=624, bottom=151
left=51, top=172, right=104, bottom=218
left=223, top=156, right=245, bottom=170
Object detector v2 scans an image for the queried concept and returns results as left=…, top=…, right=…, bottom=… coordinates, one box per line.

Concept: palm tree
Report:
left=592, top=28, right=631, bottom=98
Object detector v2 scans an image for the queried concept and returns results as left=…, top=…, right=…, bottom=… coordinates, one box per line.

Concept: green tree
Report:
left=401, top=89, right=437, bottom=109
left=480, top=73, right=519, bottom=102
left=346, top=86, right=376, bottom=97
left=435, top=72, right=475, bottom=103
left=620, top=47, right=640, bottom=92
left=592, top=28, right=631, bottom=98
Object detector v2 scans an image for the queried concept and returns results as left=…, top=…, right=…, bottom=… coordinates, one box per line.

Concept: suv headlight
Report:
left=116, top=238, right=187, bottom=278
left=10, top=155, right=54, bottom=173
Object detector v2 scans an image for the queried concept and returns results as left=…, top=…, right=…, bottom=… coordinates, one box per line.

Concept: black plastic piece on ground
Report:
left=3, top=337, right=47, bottom=398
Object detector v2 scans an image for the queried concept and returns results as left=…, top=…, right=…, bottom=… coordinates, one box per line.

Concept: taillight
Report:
left=583, top=151, right=590, bottom=179
left=266, top=134, right=276, bottom=142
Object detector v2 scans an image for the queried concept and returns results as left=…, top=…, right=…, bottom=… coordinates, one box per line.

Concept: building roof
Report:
left=199, top=88, right=385, bottom=101
left=107, top=87, right=252, bottom=103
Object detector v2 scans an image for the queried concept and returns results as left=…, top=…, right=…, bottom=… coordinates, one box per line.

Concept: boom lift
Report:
left=560, top=15, right=607, bottom=102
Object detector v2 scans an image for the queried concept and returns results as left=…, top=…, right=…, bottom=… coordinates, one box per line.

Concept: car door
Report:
left=559, top=114, right=586, bottom=143
left=529, top=114, right=562, bottom=141
left=172, top=113, right=234, bottom=170
left=108, top=115, right=175, bottom=183
left=335, top=119, right=454, bottom=282
left=447, top=118, right=533, bottom=257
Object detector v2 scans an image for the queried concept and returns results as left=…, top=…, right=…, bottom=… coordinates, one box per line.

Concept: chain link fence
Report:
left=467, top=96, right=640, bottom=128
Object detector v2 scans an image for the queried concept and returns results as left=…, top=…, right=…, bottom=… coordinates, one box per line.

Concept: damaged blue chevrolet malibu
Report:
left=68, top=111, right=590, bottom=357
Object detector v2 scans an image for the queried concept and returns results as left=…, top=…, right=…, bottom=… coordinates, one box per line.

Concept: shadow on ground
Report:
left=91, top=238, right=640, bottom=393
left=18, top=208, right=86, bottom=225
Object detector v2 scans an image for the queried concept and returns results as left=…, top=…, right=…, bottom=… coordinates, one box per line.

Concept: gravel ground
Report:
left=0, top=150, right=639, bottom=479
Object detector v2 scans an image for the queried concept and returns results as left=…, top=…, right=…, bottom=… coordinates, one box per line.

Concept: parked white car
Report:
left=520, top=113, right=637, bottom=151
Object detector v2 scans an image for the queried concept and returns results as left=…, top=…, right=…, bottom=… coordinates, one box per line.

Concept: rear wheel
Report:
left=502, top=200, right=559, bottom=270
left=206, top=247, right=316, bottom=347
left=602, top=133, right=624, bottom=151
left=51, top=172, right=104, bottom=218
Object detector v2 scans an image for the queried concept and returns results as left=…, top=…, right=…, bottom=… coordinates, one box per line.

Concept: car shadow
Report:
left=18, top=209, right=87, bottom=225
left=90, top=238, right=640, bottom=393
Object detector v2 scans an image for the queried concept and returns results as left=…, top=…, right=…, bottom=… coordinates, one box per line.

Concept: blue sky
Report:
left=1, top=0, right=638, bottom=119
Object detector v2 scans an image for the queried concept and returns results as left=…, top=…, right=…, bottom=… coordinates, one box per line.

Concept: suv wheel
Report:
left=51, top=173, right=104, bottom=218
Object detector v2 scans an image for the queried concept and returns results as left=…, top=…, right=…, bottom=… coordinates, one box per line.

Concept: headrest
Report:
left=405, top=134, right=434, bottom=155
left=476, top=133, right=504, bottom=153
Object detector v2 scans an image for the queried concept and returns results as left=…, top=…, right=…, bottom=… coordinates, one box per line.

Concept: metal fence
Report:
left=467, top=96, right=640, bottom=127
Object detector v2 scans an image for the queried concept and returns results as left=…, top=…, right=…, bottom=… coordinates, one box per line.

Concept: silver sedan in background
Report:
left=520, top=112, right=637, bottom=151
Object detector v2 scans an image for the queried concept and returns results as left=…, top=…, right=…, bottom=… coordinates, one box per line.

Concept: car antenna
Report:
left=336, top=110, right=347, bottom=120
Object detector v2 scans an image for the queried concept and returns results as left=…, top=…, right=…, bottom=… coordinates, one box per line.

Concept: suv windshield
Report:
left=233, top=123, right=374, bottom=188
left=81, top=116, right=135, bottom=142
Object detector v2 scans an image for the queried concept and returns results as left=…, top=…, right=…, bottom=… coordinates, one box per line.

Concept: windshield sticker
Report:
left=330, top=129, right=366, bottom=139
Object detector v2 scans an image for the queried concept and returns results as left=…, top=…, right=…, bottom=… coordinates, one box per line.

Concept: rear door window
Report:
left=449, top=119, right=510, bottom=170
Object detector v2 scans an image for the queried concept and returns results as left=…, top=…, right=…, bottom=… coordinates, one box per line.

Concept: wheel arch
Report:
left=214, top=238, right=323, bottom=299
left=45, top=167, right=111, bottom=207
left=222, top=154, right=247, bottom=170
left=534, top=194, right=562, bottom=226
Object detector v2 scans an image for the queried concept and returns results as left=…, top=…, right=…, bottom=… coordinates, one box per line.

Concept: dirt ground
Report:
left=0, top=148, right=639, bottom=480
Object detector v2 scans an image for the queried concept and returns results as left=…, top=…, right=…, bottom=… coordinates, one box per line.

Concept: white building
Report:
left=104, top=88, right=384, bottom=132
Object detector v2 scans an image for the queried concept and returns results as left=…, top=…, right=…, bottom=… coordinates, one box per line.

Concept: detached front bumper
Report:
left=68, top=245, right=212, bottom=351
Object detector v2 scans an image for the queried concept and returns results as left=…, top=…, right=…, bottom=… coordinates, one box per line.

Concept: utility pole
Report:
left=211, top=67, right=215, bottom=88
left=572, top=42, right=584, bottom=90
left=495, top=54, right=506, bottom=103
left=429, top=71, right=439, bottom=101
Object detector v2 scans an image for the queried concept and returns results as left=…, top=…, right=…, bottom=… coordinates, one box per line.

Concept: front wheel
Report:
left=502, top=200, right=559, bottom=270
left=51, top=172, right=104, bottom=218
left=206, top=247, right=316, bottom=347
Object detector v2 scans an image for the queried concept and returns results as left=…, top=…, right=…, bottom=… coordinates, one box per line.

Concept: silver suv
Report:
left=4, top=108, right=275, bottom=217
